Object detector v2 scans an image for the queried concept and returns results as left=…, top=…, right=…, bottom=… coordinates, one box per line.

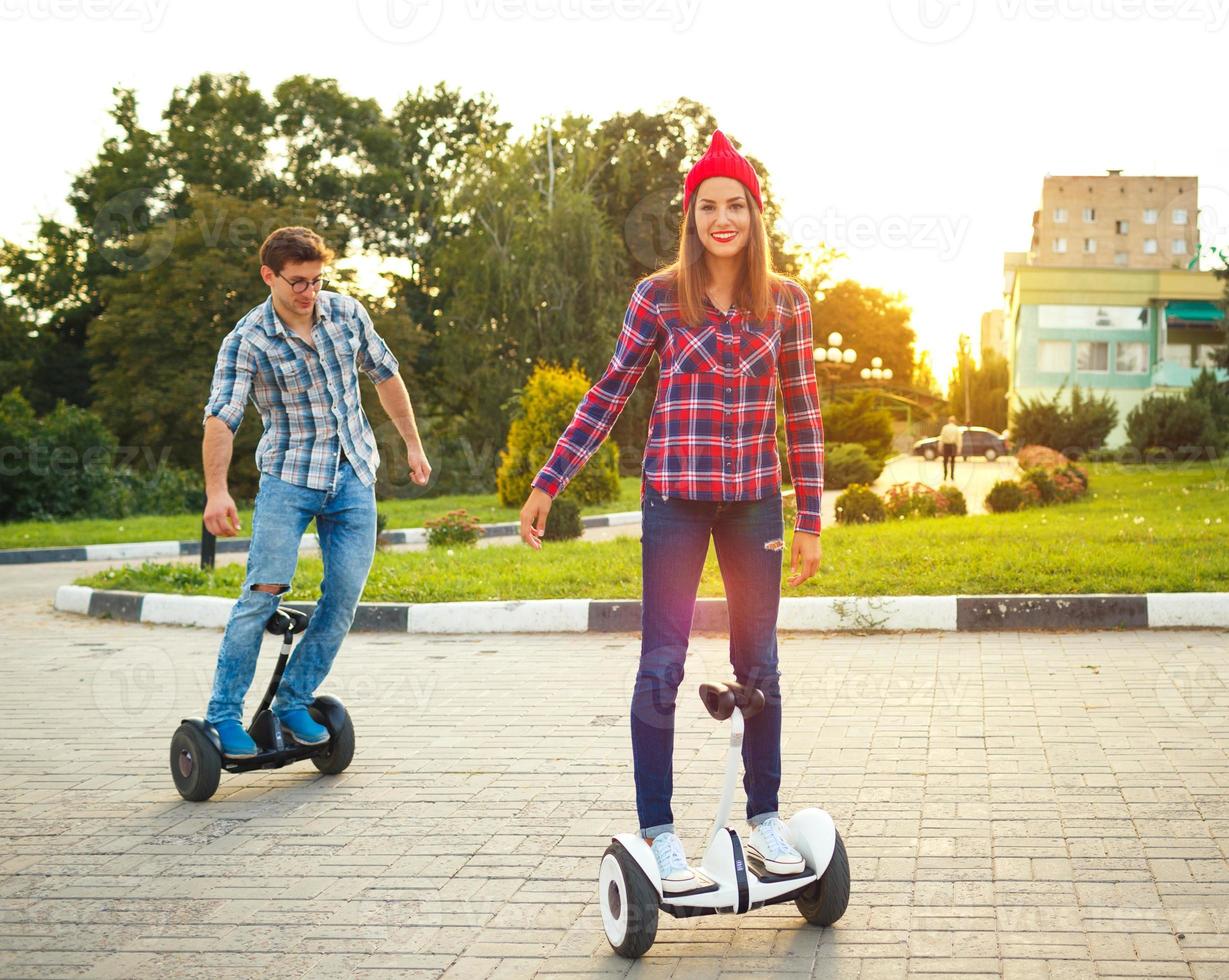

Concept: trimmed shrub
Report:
left=985, top=480, right=1028, bottom=513
left=1021, top=467, right=1059, bottom=505
left=543, top=495, right=584, bottom=542
left=884, top=482, right=939, bottom=519
left=424, top=509, right=484, bottom=548
left=823, top=442, right=883, bottom=490
left=835, top=484, right=886, bottom=525
left=1016, top=444, right=1071, bottom=471
left=937, top=484, right=967, bottom=516
left=496, top=363, right=620, bottom=508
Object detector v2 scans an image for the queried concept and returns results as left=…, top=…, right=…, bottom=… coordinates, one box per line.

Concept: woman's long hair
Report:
left=648, top=186, right=783, bottom=326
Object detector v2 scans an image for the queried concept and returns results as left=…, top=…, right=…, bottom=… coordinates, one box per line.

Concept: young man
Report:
left=201, top=226, right=430, bottom=758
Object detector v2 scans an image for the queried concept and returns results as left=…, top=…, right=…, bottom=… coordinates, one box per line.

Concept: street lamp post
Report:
left=859, top=356, right=894, bottom=384
left=813, top=331, right=857, bottom=401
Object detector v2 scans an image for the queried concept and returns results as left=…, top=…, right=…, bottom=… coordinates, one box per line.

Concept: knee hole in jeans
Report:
left=251, top=583, right=289, bottom=595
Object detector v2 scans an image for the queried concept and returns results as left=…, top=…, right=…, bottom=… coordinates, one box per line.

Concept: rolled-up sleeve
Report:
left=353, top=299, right=400, bottom=385
left=203, top=330, right=255, bottom=433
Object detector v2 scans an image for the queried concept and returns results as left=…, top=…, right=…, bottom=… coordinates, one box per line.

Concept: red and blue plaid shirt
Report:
left=532, top=276, right=825, bottom=533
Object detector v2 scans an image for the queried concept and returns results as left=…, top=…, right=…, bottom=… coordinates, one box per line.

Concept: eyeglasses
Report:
left=277, top=273, right=330, bottom=295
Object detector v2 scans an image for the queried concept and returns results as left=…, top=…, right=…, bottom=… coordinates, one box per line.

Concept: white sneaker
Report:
left=649, top=832, right=699, bottom=894
left=747, top=817, right=805, bottom=876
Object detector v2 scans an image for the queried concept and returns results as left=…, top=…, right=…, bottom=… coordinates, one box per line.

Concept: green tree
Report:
left=496, top=362, right=620, bottom=507
left=84, top=190, right=422, bottom=499
left=812, top=280, right=917, bottom=386
left=946, top=335, right=1009, bottom=430
left=427, top=127, right=627, bottom=475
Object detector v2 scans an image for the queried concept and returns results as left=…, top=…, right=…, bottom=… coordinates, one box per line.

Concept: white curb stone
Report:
left=83, top=540, right=181, bottom=561
left=53, top=585, right=93, bottom=615
left=1147, top=592, right=1229, bottom=628
left=141, top=593, right=236, bottom=629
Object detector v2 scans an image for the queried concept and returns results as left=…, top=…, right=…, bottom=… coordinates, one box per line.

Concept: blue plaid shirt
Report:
left=203, top=291, right=400, bottom=491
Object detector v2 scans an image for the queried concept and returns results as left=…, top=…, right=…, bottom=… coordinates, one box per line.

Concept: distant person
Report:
left=939, top=415, right=962, bottom=481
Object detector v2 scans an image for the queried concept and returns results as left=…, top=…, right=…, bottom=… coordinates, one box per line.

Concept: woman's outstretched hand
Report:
left=519, top=487, right=553, bottom=550
left=788, top=530, right=822, bottom=587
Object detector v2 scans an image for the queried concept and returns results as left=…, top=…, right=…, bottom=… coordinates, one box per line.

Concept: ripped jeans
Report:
left=632, top=483, right=785, bottom=838
left=204, top=460, right=376, bottom=724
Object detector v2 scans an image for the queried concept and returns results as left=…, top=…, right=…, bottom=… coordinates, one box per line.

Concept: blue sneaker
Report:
left=213, top=720, right=258, bottom=759
left=277, top=708, right=330, bottom=746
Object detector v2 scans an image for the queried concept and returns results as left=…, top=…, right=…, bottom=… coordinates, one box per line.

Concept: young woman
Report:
left=519, top=131, right=824, bottom=892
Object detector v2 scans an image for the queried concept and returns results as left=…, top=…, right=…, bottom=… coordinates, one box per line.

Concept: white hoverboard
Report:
left=598, top=680, right=850, bottom=958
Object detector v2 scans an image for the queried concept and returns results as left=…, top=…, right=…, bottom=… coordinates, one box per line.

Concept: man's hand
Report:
left=203, top=492, right=242, bottom=537
left=406, top=444, right=432, bottom=486
left=519, top=488, right=553, bottom=550
left=787, top=530, right=822, bottom=587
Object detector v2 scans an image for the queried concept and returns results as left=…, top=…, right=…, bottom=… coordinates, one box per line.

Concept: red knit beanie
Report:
left=683, top=130, right=763, bottom=213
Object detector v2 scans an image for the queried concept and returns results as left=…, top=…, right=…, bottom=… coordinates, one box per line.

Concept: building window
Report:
left=1173, top=239, right=1187, bottom=254
left=1083, top=207, right=1096, bottom=222
left=1143, top=238, right=1158, bottom=255
left=1116, top=220, right=1129, bottom=234
left=1054, top=207, right=1068, bottom=223
left=1114, top=251, right=1129, bottom=266
left=1173, top=209, right=1188, bottom=225
left=1083, top=238, right=1097, bottom=254
left=1076, top=341, right=1109, bottom=372
left=1053, top=238, right=1068, bottom=254
left=1116, top=342, right=1149, bottom=374
left=1038, top=305, right=1148, bottom=330
left=1038, top=341, right=1071, bottom=372
left=1144, top=208, right=1158, bottom=224
left=1164, top=343, right=1192, bottom=368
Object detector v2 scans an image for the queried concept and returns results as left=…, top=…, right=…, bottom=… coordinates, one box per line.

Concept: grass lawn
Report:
left=1, top=477, right=644, bottom=550
left=78, top=462, right=1229, bottom=600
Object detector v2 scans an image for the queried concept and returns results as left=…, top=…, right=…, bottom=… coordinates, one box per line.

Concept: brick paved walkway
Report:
left=1, top=563, right=1227, bottom=978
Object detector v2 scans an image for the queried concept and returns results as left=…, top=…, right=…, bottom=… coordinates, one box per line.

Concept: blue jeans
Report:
left=633, top=484, right=784, bottom=838
left=205, top=460, right=376, bottom=724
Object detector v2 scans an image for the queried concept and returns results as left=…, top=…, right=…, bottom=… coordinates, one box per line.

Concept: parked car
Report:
left=912, top=427, right=1011, bottom=462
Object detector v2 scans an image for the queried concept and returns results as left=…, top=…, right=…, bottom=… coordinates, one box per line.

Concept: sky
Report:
left=3, top=0, right=1229, bottom=386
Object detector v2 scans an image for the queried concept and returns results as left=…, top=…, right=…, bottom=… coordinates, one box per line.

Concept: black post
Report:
left=201, top=521, right=216, bottom=570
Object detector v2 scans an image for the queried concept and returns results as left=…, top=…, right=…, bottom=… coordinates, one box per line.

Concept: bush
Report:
left=823, top=442, right=883, bottom=490
left=496, top=363, right=620, bottom=508
left=1126, top=394, right=1219, bottom=455
left=884, top=482, right=939, bottom=519
left=1021, top=467, right=1058, bottom=505
left=1187, top=367, right=1229, bottom=454
left=1012, top=384, right=1118, bottom=457
left=936, top=484, right=967, bottom=515
left=0, top=389, right=201, bottom=522
left=985, top=479, right=1028, bottom=513
left=821, top=392, right=895, bottom=461
left=424, top=509, right=484, bottom=548
left=543, top=495, right=584, bottom=542
left=1051, top=465, right=1088, bottom=502
left=834, top=484, right=886, bottom=524
left=1016, top=444, right=1071, bottom=471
